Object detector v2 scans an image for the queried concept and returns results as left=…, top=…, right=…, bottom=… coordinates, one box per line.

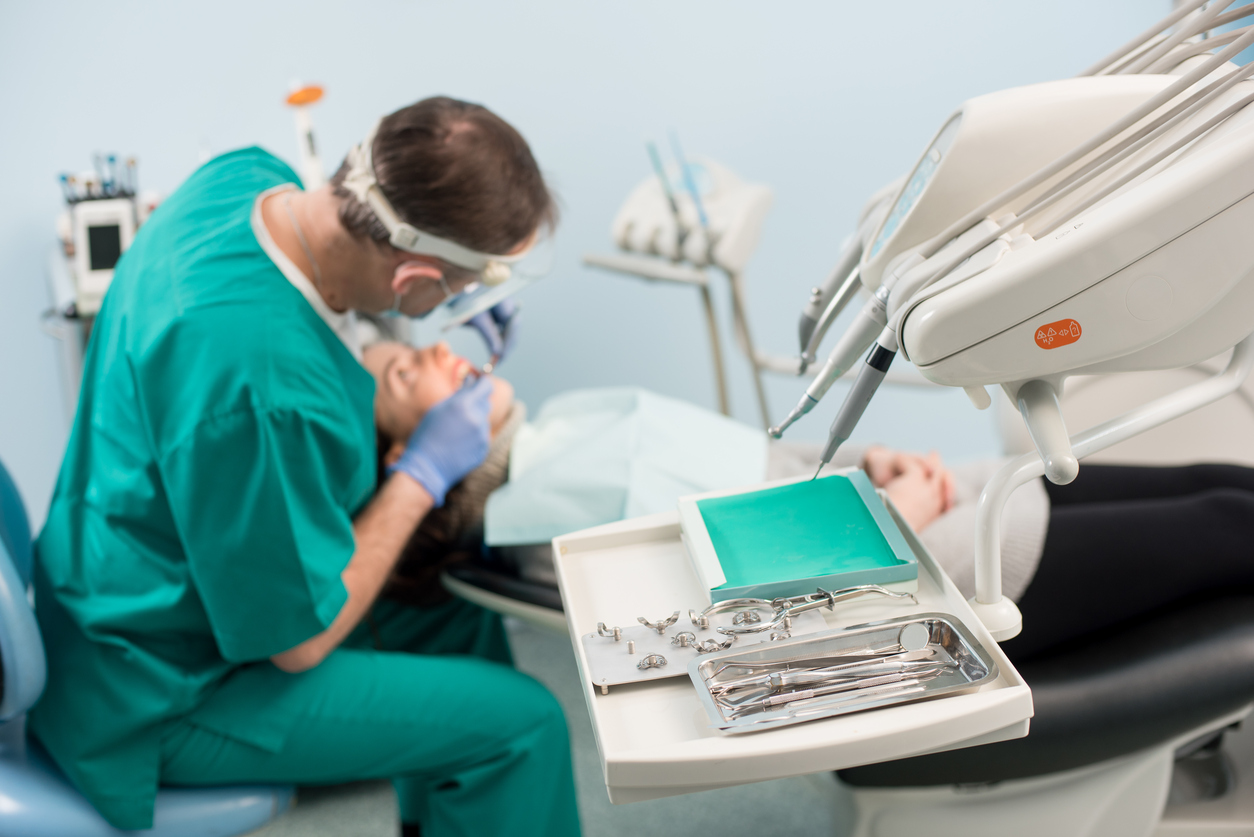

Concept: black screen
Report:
left=87, top=224, right=123, bottom=271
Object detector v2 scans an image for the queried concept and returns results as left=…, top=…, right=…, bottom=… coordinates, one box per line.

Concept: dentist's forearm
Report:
left=271, top=473, right=432, bottom=672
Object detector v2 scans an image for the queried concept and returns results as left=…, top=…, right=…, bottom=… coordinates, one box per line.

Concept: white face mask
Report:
left=382, top=275, right=459, bottom=319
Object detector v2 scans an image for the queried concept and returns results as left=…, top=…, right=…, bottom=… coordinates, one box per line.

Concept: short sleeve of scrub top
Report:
left=161, top=404, right=357, bottom=662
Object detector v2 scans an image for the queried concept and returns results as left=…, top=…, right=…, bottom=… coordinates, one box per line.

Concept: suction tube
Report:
left=769, top=286, right=889, bottom=439
left=816, top=327, right=898, bottom=471
left=798, top=241, right=864, bottom=366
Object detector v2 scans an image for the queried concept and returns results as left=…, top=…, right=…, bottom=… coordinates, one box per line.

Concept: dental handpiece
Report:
left=813, top=327, right=898, bottom=479
left=769, top=287, right=889, bottom=440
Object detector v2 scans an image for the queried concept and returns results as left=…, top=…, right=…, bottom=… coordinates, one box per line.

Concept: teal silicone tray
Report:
left=680, top=472, right=917, bottom=602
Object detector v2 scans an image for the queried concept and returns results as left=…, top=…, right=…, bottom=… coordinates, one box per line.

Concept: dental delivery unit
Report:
left=773, top=0, right=1254, bottom=639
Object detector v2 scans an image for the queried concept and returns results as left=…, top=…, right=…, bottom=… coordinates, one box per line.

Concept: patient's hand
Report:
left=863, top=445, right=938, bottom=489
left=871, top=449, right=955, bottom=532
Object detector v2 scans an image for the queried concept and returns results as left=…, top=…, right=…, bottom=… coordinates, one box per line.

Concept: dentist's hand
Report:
left=464, top=300, right=519, bottom=367
left=388, top=377, right=493, bottom=507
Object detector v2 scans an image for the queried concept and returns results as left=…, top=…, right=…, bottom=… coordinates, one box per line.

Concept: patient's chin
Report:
left=488, top=376, right=514, bottom=434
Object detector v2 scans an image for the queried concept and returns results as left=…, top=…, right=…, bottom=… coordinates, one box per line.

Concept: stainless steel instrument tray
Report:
left=689, top=613, right=998, bottom=734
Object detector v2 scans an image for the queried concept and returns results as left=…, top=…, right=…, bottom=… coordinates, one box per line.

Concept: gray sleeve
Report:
left=766, top=441, right=866, bottom=480
left=916, top=459, right=1050, bottom=603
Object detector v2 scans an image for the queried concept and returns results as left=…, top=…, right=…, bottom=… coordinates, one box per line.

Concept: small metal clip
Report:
left=597, top=623, right=623, bottom=642
left=671, top=631, right=696, bottom=648
left=689, top=609, right=710, bottom=631
left=732, top=610, right=762, bottom=626
left=696, top=636, right=736, bottom=654
left=638, top=611, right=680, bottom=634
left=769, top=631, right=791, bottom=641
left=637, top=654, right=668, bottom=670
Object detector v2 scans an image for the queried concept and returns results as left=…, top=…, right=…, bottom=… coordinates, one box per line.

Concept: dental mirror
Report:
left=898, top=622, right=930, bottom=652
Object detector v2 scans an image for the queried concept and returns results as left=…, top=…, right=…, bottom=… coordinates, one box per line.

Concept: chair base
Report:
left=1156, top=715, right=1254, bottom=836
left=842, top=710, right=1248, bottom=837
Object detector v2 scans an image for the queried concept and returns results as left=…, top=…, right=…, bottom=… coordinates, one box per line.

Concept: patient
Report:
left=365, top=339, right=1254, bottom=667
left=364, top=340, right=523, bottom=605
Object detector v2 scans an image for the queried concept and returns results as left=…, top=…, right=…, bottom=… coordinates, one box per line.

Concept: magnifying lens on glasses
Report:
left=422, top=235, right=554, bottom=328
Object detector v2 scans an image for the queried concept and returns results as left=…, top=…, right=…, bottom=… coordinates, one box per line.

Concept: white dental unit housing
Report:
left=553, top=4, right=1254, bottom=835
left=776, top=0, right=1254, bottom=640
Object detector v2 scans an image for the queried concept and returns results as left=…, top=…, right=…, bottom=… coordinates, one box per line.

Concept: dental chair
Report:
left=444, top=547, right=566, bottom=633
left=0, top=458, right=294, bottom=837
left=828, top=359, right=1254, bottom=837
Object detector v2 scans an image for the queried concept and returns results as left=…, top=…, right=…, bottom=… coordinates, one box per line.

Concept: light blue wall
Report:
left=0, top=0, right=1162, bottom=528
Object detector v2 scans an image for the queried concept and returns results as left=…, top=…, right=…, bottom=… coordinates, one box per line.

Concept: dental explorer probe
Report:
left=811, top=326, right=898, bottom=480
left=769, top=285, right=890, bottom=439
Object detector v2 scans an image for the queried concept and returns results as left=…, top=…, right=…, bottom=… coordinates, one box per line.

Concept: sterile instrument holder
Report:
left=552, top=498, right=1030, bottom=803
left=679, top=472, right=918, bottom=603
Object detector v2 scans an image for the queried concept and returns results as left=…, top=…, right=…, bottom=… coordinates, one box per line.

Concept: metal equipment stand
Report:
left=584, top=252, right=796, bottom=430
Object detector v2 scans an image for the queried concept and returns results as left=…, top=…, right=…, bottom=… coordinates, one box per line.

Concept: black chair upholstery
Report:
left=839, top=594, right=1254, bottom=787
left=445, top=562, right=564, bottom=612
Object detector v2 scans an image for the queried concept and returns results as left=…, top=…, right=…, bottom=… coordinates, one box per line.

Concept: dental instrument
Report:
left=646, top=140, right=682, bottom=224
left=285, top=83, right=326, bottom=189
left=706, top=585, right=918, bottom=637
left=578, top=597, right=833, bottom=692
left=638, top=611, right=680, bottom=634
left=638, top=654, right=668, bottom=670
left=688, top=613, right=998, bottom=733
left=708, top=648, right=941, bottom=696
left=720, top=667, right=951, bottom=719
left=669, top=130, right=709, bottom=230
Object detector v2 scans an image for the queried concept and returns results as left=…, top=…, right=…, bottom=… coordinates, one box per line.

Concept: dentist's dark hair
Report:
left=330, top=96, right=557, bottom=255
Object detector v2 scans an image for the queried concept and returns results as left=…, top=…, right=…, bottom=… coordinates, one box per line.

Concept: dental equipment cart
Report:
left=552, top=491, right=1032, bottom=803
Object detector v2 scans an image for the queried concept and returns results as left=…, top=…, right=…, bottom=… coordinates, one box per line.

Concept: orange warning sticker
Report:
left=1034, top=318, right=1082, bottom=350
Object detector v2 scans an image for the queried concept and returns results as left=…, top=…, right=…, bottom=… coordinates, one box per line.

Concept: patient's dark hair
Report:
left=331, top=96, right=557, bottom=255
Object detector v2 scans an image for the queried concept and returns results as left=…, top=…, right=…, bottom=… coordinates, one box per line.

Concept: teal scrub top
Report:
left=29, top=148, right=377, bottom=829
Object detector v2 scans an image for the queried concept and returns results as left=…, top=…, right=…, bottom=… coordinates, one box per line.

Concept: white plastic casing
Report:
left=861, top=75, right=1176, bottom=290
left=71, top=198, right=136, bottom=316
left=900, top=110, right=1254, bottom=390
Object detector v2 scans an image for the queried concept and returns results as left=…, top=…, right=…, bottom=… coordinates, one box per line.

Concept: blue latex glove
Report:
left=388, top=376, right=493, bottom=507
left=464, top=300, right=520, bottom=367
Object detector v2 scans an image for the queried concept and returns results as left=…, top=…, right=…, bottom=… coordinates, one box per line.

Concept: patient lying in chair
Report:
left=362, top=338, right=981, bottom=608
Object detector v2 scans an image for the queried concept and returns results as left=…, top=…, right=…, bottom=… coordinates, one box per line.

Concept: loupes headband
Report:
left=340, top=119, right=524, bottom=286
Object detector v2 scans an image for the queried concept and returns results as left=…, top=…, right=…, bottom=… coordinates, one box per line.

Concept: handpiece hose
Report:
left=770, top=288, right=889, bottom=439
left=814, top=330, right=897, bottom=477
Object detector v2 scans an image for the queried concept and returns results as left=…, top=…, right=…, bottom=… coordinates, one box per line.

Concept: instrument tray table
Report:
left=552, top=485, right=1033, bottom=803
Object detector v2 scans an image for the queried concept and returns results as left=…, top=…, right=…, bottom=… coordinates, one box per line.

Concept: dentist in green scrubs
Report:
left=30, top=97, right=581, bottom=837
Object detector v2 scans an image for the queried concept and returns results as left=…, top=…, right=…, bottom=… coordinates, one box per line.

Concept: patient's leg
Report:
left=1004, top=482, right=1254, bottom=660
left=1043, top=463, right=1254, bottom=505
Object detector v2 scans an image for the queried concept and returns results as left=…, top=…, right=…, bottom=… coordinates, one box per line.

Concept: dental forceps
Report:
left=705, top=585, right=917, bottom=636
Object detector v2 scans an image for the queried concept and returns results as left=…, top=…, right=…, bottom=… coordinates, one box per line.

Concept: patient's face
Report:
left=363, top=341, right=515, bottom=450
